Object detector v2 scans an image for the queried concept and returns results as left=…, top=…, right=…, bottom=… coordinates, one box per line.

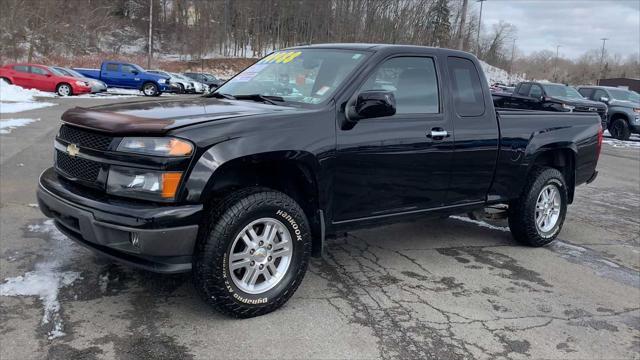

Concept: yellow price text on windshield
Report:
left=259, top=51, right=302, bottom=64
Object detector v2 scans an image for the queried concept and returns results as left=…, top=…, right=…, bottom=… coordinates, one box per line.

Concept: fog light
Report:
left=130, top=232, right=140, bottom=248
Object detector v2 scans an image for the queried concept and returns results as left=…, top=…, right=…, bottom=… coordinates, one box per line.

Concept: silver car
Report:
left=52, top=66, right=107, bottom=93
left=149, top=70, right=194, bottom=93
left=170, top=72, right=207, bottom=93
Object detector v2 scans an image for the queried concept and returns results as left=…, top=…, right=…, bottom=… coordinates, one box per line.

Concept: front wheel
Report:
left=142, top=82, right=159, bottom=96
left=609, top=118, right=631, bottom=141
left=56, top=83, right=72, bottom=96
left=508, top=167, right=567, bottom=246
left=193, top=187, right=311, bottom=318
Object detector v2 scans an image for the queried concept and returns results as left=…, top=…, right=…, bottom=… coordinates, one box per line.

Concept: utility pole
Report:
left=457, top=0, right=469, bottom=50
left=554, top=45, right=561, bottom=82
left=509, top=38, right=516, bottom=84
left=476, top=0, right=486, bottom=56
left=599, top=38, right=608, bottom=85
left=147, top=0, right=153, bottom=69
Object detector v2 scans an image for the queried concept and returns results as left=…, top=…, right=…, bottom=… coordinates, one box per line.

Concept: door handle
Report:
left=427, top=129, right=449, bottom=139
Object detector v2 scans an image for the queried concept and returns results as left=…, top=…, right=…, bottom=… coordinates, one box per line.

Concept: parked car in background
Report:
left=74, top=61, right=171, bottom=96
left=52, top=66, right=107, bottom=93
left=183, top=72, right=223, bottom=91
left=576, top=85, right=640, bottom=140
left=170, top=72, right=206, bottom=93
left=38, top=44, right=602, bottom=318
left=0, top=63, right=92, bottom=96
left=493, top=81, right=608, bottom=127
left=148, top=70, right=193, bottom=93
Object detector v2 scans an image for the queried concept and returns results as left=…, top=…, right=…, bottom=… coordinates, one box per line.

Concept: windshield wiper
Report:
left=234, top=94, right=285, bottom=105
left=207, top=92, right=236, bottom=100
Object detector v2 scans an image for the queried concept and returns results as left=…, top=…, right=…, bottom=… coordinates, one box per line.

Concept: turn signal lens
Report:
left=161, top=172, right=182, bottom=199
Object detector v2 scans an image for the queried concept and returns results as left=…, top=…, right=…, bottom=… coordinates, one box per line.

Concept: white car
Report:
left=170, top=72, right=206, bottom=93
left=149, top=70, right=194, bottom=94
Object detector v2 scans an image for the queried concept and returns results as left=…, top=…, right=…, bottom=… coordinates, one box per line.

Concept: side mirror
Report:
left=349, top=90, right=396, bottom=119
left=600, top=96, right=609, bottom=103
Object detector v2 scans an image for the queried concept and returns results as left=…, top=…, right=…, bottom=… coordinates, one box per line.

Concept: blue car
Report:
left=74, top=61, right=171, bottom=96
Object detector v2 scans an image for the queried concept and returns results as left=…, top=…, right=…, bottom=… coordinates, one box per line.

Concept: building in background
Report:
left=598, top=78, right=640, bottom=92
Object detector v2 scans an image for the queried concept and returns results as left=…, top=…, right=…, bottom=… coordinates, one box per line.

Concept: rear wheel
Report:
left=193, top=187, right=311, bottom=318
left=0, top=77, right=11, bottom=84
left=142, top=82, right=159, bottom=96
left=609, top=118, right=631, bottom=141
left=508, top=167, right=567, bottom=246
left=56, top=83, right=72, bottom=96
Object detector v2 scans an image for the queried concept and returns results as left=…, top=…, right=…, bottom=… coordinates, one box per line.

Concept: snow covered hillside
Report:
left=478, top=60, right=524, bottom=85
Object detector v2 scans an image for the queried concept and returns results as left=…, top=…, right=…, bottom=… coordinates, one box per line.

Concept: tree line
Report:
left=1, top=0, right=637, bottom=85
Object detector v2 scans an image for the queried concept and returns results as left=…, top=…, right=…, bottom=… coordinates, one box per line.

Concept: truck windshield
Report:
left=608, top=89, right=640, bottom=103
left=214, top=49, right=369, bottom=105
left=542, top=84, right=584, bottom=99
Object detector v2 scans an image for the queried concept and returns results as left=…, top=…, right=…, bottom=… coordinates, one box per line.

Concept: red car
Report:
left=0, top=63, right=92, bottom=96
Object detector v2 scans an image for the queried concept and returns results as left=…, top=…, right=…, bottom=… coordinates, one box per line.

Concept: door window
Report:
left=578, top=88, right=594, bottom=98
left=529, top=85, right=543, bottom=98
left=447, top=57, right=485, bottom=117
left=517, top=83, right=531, bottom=96
left=30, top=67, right=50, bottom=76
left=121, top=64, right=137, bottom=73
left=592, top=89, right=607, bottom=101
left=359, top=57, right=439, bottom=114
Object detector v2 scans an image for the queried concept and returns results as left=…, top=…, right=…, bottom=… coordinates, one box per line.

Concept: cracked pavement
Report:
left=1, top=97, right=639, bottom=359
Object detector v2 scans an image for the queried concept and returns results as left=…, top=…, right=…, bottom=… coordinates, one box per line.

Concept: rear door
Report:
left=101, top=63, right=123, bottom=87
left=12, top=65, right=32, bottom=88
left=445, top=56, right=499, bottom=205
left=333, top=54, right=453, bottom=222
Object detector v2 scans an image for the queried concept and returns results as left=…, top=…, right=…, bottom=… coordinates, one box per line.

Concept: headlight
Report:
left=75, top=81, right=88, bottom=86
left=561, top=103, right=575, bottom=111
left=117, top=137, right=193, bottom=157
left=158, top=79, right=166, bottom=84
left=107, top=166, right=182, bottom=201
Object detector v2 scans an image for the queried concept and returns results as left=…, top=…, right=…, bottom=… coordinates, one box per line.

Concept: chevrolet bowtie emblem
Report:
left=67, top=143, right=80, bottom=157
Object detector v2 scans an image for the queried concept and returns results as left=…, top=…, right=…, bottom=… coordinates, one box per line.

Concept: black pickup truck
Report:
left=37, top=44, right=602, bottom=318
left=493, top=81, right=608, bottom=128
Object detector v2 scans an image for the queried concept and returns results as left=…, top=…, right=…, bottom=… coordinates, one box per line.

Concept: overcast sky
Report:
left=477, top=0, right=640, bottom=59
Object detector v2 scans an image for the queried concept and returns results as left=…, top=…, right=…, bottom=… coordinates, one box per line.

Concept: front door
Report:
left=332, top=55, right=453, bottom=222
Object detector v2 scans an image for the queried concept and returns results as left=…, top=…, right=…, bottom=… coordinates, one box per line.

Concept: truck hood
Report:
left=549, top=96, right=607, bottom=109
left=61, top=97, right=303, bottom=135
left=608, top=99, right=639, bottom=108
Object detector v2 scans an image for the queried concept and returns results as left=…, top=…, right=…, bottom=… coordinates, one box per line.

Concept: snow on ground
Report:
left=478, top=60, right=524, bottom=85
left=0, top=220, right=80, bottom=339
left=602, top=130, right=640, bottom=149
left=0, top=80, right=57, bottom=114
left=0, top=118, right=40, bottom=134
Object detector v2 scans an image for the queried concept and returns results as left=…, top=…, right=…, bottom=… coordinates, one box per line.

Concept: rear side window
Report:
left=13, top=65, right=29, bottom=73
left=105, top=63, right=119, bottom=72
left=447, top=57, right=485, bottom=117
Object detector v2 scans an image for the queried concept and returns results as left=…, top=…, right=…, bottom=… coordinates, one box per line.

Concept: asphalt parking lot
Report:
left=1, top=96, right=639, bottom=360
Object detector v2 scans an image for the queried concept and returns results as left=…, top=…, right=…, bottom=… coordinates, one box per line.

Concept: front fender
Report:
left=182, top=137, right=322, bottom=203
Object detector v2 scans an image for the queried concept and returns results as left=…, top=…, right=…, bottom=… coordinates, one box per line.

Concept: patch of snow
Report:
left=28, top=203, right=39, bottom=208
left=449, top=215, right=510, bottom=232
left=0, top=220, right=80, bottom=340
left=0, top=102, right=56, bottom=114
left=602, top=136, right=640, bottom=149
left=0, top=79, right=56, bottom=101
left=0, top=118, right=40, bottom=134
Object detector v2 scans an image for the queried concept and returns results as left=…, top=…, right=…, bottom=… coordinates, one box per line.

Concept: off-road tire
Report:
left=609, top=118, right=631, bottom=141
left=508, top=167, right=567, bottom=247
left=193, top=187, right=311, bottom=318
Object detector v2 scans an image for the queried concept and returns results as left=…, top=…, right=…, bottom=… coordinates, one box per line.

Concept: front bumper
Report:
left=37, top=167, right=202, bottom=273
